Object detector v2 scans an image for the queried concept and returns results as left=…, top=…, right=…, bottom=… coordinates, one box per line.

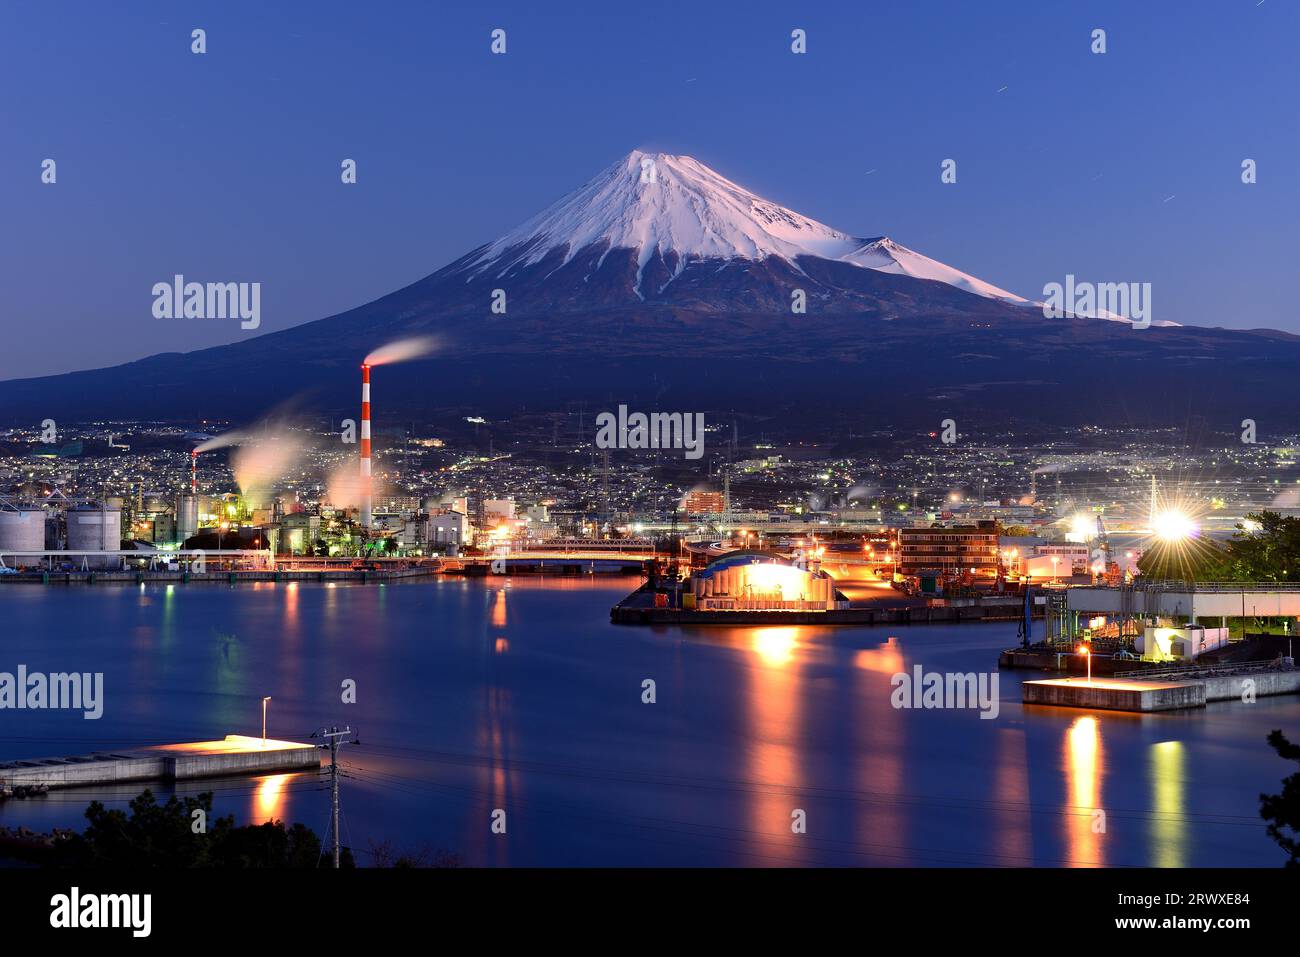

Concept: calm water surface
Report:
left=1, top=577, right=1294, bottom=867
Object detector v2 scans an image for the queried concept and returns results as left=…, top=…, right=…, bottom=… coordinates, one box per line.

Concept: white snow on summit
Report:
left=842, top=237, right=1026, bottom=303
left=467, top=150, right=1028, bottom=303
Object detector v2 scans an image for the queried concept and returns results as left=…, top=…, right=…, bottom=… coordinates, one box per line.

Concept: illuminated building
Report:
left=683, top=490, right=725, bottom=515
left=687, top=551, right=842, bottom=611
left=898, top=521, right=999, bottom=580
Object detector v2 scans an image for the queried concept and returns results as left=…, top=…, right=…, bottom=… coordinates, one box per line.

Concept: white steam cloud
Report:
left=194, top=429, right=247, bottom=454
left=364, top=335, right=439, bottom=367
left=231, top=431, right=309, bottom=507
left=327, top=460, right=389, bottom=511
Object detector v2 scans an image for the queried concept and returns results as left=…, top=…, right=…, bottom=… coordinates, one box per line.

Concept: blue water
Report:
left=0, top=577, right=1294, bottom=866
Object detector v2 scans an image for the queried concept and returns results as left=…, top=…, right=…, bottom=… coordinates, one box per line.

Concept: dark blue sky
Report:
left=3, top=0, right=1296, bottom=380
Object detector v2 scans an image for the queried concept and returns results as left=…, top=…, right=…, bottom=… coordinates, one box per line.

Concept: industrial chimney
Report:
left=360, top=363, right=372, bottom=530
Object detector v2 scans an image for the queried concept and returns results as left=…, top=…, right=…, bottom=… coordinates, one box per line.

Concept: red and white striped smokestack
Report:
left=360, top=363, right=372, bottom=529
left=190, top=449, right=197, bottom=494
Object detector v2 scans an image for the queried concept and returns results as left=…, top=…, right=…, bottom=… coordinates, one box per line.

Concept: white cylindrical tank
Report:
left=66, top=506, right=123, bottom=569
left=0, top=506, right=46, bottom=567
left=177, top=493, right=199, bottom=544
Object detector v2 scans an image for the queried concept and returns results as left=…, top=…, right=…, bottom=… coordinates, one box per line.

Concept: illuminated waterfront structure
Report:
left=686, top=551, right=842, bottom=611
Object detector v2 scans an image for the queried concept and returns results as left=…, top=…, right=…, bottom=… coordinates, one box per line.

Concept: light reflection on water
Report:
left=0, top=577, right=1292, bottom=867
left=994, top=727, right=1031, bottom=864
left=1065, top=715, right=1103, bottom=866
left=746, top=627, right=801, bottom=864
left=853, top=637, right=909, bottom=863
left=1150, top=741, right=1186, bottom=868
left=255, top=773, right=292, bottom=823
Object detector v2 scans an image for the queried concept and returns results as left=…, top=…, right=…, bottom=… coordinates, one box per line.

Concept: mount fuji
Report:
left=453, top=150, right=1028, bottom=309
left=1, top=149, right=1296, bottom=435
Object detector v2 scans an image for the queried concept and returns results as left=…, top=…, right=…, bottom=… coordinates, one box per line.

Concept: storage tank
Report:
left=66, top=505, right=122, bottom=569
left=0, top=506, right=47, bottom=567
left=177, top=493, right=199, bottom=545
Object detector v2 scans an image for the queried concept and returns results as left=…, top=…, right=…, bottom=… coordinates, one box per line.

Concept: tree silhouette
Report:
left=1260, top=729, right=1300, bottom=867
left=52, top=789, right=354, bottom=868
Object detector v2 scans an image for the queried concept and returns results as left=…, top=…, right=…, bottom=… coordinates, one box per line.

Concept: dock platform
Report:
left=611, top=586, right=1035, bottom=625
left=0, top=735, right=320, bottom=792
left=1022, top=669, right=1300, bottom=712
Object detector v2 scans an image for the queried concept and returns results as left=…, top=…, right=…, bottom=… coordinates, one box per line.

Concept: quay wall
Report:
left=170, top=747, right=319, bottom=780
left=1, top=739, right=321, bottom=791
left=0, top=754, right=166, bottom=788
left=1201, top=670, right=1300, bottom=701
left=1022, top=681, right=1206, bottom=712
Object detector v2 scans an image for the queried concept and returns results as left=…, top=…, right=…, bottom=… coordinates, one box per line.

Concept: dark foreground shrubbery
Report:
left=48, top=789, right=355, bottom=868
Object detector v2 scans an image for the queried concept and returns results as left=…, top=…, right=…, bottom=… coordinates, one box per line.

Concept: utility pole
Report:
left=670, top=505, right=679, bottom=573
left=312, top=726, right=357, bottom=869
left=600, top=448, right=610, bottom=526
left=722, top=462, right=731, bottom=543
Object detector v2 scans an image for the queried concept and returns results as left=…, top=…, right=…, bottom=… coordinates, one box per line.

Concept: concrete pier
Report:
left=0, top=735, right=319, bottom=791
left=1023, top=677, right=1205, bottom=712
left=1022, top=669, right=1300, bottom=712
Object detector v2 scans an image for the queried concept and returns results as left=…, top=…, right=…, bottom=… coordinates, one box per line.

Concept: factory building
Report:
left=429, top=511, right=467, bottom=550
left=279, top=512, right=321, bottom=555
left=149, top=512, right=176, bottom=545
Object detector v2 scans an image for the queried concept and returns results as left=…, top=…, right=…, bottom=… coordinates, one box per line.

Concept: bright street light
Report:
left=1152, top=509, right=1196, bottom=542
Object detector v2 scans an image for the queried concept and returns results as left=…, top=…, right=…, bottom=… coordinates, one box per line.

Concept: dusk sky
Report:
left=2, top=0, right=1296, bottom=380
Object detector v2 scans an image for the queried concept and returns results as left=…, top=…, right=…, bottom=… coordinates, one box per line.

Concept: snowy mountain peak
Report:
left=841, top=236, right=1027, bottom=302
left=466, top=149, right=1026, bottom=304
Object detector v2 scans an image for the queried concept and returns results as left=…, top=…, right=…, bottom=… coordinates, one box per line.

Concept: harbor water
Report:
left=0, top=577, right=1294, bottom=867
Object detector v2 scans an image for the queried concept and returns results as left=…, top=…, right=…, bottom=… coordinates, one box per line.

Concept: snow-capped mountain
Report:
left=4, top=146, right=1280, bottom=432
left=456, top=150, right=1027, bottom=307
